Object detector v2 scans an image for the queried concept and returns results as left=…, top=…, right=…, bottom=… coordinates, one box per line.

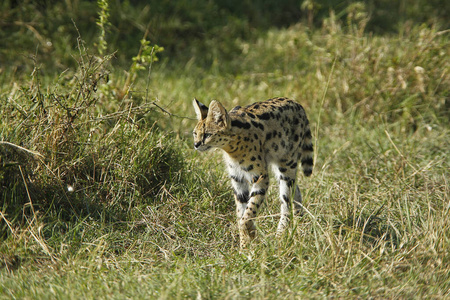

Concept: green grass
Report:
left=1, top=13, right=449, bottom=299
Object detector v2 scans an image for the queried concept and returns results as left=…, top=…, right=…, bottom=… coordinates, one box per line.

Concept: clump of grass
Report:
left=0, top=43, right=190, bottom=265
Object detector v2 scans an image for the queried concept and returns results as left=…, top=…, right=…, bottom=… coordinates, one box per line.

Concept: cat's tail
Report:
left=300, top=120, right=314, bottom=177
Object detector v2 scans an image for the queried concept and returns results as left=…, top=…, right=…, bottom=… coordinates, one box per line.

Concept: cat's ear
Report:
left=208, top=100, right=230, bottom=129
left=192, top=98, right=209, bottom=121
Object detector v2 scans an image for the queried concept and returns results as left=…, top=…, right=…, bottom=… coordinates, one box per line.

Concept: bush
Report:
left=0, top=48, right=186, bottom=240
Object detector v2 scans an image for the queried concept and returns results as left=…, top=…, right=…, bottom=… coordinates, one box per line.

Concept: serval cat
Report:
left=192, top=97, right=313, bottom=248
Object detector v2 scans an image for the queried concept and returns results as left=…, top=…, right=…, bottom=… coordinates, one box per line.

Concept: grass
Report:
left=1, top=14, right=449, bottom=299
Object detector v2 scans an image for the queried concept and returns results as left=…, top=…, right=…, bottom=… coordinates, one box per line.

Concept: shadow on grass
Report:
left=334, top=205, right=401, bottom=249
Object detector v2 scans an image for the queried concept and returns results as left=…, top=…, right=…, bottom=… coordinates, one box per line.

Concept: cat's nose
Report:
left=194, top=142, right=201, bottom=149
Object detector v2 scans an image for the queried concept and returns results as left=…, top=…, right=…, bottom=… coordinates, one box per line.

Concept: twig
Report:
left=385, top=130, right=418, bottom=173
left=0, top=141, right=44, bottom=158
left=0, top=210, right=16, bottom=238
left=315, top=56, right=337, bottom=166
left=152, top=100, right=196, bottom=120
left=19, top=165, right=35, bottom=216
left=145, top=32, right=154, bottom=102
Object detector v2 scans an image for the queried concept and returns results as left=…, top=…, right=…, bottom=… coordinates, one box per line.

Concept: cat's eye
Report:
left=204, top=133, right=212, bottom=139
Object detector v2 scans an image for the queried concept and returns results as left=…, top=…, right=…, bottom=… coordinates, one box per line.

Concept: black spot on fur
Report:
left=280, top=175, right=295, bottom=188
left=302, top=143, right=314, bottom=152
left=305, top=128, right=312, bottom=138
left=301, top=157, right=314, bottom=166
left=250, top=189, right=266, bottom=197
left=230, top=175, right=245, bottom=184
left=231, top=120, right=251, bottom=129
left=258, top=112, right=271, bottom=120
left=236, top=191, right=249, bottom=203
left=243, top=165, right=254, bottom=172
left=251, top=120, right=264, bottom=131
left=288, top=179, right=295, bottom=188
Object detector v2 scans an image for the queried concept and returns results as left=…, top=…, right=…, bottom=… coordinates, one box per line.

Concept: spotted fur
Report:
left=192, top=97, right=314, bottom=248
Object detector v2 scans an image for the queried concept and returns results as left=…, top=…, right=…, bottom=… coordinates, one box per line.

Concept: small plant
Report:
left=96, top=0, right=111, bottom=55
left=121, top=32, right=164, bottom=99
left=301, top=0, right=321, bottom=28
left=346, top=2, right=369, bottom=36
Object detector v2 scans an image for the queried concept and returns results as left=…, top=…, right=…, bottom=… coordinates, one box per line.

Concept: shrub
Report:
left=0, top=48, right=185, bottom=240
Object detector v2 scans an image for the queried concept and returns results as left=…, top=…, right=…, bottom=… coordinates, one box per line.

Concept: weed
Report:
left=96, top=0, right=110, bottom=56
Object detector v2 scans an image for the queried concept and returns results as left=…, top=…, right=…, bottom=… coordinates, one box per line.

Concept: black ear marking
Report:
left=193, top=98, right=209, bottom=120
